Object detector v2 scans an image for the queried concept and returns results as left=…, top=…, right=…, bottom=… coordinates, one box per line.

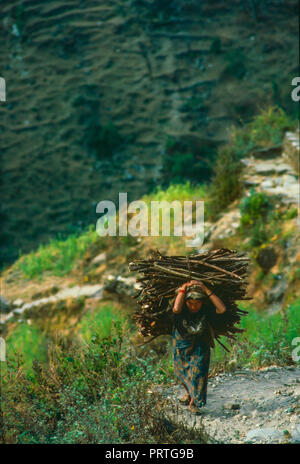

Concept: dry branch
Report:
left=129, top=248, right=252, bottom=350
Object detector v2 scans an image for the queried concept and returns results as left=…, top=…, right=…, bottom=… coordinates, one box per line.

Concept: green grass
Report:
left=139, top=181, right=209, bottom=252
left=78, top=304, right=130, bottom=342
left=142, top=181, right=207, bottom=204
left=11, top=182, right=208, bottom=280
left=211, top=298, right=300, bottom=370
left=14, top=225, right=100, bottom=279
left=239, top=188, right=275, bottom=248
left=5, top=322, right=48, bottom=372
left=232, top=106, right=296, bottom=154
left=142, top=181, right=208, bottom=228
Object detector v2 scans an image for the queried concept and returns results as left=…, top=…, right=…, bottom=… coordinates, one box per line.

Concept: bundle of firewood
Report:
left=129, top=248, right=252, bottom=351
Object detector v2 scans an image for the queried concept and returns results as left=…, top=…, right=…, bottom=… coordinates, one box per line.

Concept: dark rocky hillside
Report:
left=0, top=0, right=298, bottom=263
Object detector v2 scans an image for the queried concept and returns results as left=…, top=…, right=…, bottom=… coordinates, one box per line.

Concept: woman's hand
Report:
left=193, top=281, right=209, bottom=293
left=183, top=280, right=209, bottom=294
left=184, top=280, right=226, bottom=314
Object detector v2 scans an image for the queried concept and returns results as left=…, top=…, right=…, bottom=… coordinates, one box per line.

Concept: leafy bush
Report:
left=283, top=207, right=298, bottom=220
left=239, top=189, right=273, bottom=247
left=207, top=146, right=244, bottom=219
left=1, top=322, right=207, bottom=444
left=240, top=188, right=270, bottom=226
left=211, top=299, right=300, bottom=370
left=233, top=106, right=295, bottom=155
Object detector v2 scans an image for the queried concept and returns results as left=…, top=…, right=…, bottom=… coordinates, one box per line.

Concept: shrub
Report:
left=161, top=136, right=215, bottom=186
left=207, top=146, right=244, bottom=219
left=211, top=299, right=300, bottom=370
left=240, top=188, right=270, bottom=226
left=233, top=106, right=295, bottom=155
left=240, top=191, right=269, bottom=247
left=162, top=150, right=212, bottom=186
left=1, top=322, right=208, bottom=444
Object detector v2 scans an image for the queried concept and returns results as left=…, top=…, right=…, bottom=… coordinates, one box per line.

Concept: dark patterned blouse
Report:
left=172, top=302, right=212, bottom=349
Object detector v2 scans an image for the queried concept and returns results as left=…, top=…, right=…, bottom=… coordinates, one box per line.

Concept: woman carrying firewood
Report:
left=172, top=279, right=226, bottom=414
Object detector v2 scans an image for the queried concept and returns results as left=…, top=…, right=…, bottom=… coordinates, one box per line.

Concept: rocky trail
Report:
left=158, top=365, right=300, bottom=444
left=242, top=131, right=299, bottom=206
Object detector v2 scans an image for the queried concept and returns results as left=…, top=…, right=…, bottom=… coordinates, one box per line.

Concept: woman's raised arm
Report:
left=197, top=282, right=226, bottom=314
left=172, top=281, right=195, bottom=313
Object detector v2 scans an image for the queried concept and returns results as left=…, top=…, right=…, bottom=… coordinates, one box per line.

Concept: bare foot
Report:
left=188, top=403, right=201, bottom=415
left=178, top=394, right=191, bottom=405
left=188, top=399, right=202, bottom=414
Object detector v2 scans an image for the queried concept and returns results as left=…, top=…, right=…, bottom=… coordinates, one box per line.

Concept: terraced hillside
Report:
left=0, top=0, right=298, bottom=263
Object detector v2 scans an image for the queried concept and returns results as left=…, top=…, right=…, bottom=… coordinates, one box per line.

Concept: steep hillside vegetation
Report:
left=0, top=0, right=298, bottom=263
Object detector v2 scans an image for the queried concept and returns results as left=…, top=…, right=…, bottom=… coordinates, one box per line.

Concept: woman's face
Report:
left=186, top=299, right=203, bottom=313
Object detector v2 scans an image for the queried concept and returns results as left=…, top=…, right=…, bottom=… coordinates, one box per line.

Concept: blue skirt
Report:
left=171, top=329, right=210, bottom=406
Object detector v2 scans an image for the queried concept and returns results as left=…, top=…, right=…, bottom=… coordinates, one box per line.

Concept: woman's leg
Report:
left=172, top=342, right=192, bottom=403
left=188, top=345, right=211, bottom=410
left=181, top=382, right=191, bottom=400
left=178, top=382, right=191, bottom=404
left=182, top=383, right=189, bottom=395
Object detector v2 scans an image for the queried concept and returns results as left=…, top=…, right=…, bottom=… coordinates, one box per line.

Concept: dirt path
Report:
left=159, top=366, right=300, bottom=443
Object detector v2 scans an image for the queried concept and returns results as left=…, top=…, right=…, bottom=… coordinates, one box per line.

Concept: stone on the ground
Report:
left=91, top=252, right=106, bottom=265
left=0, top=284, right=104, bottom=326
left=103, top=274, right=141, bottom=297
left=208, top=209, right=241, bottom=242
left=283, top=131, right=300, bottom=173
left=274, top=164, right=292, bottom=174
left=268, top=280, right=288, bottom=302
left=12, top=298, right=24, bottom=307
left=290, top=424, right=300, bottom=443
left=245, top=427, right=284, bottom=443
left=223, top=402, right=240, bottom=410
left=57, top=284, right=103, bottom=299
left=261, top=179, right=274, bottom=189
left=254, top=163, right=276, bottom=175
